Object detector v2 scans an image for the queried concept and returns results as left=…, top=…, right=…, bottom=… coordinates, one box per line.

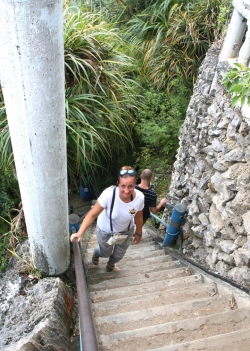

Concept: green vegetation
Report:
left=0, top=228, right=12, bottom=272
left=126, top=0, right=225, bottom=90
left=0, top=168, right=19, bottom=219
left=0, top=203, right=27, bottom=271
left=0, top=140, right=26, bottom=270
left=222, top=63, right=250, bottom=108
left=216, top=0, right=232, bottom=37
left=0, top=0, right=232, bottom=271
left=133, top=78, right=190, bottom=165
left=0, top=8, right=139, bottom=189
left=0, top=164, right=21, bottom=243
left=0, top=1, right=231, bottom=184
left=8, top=249, right=42, bottom=278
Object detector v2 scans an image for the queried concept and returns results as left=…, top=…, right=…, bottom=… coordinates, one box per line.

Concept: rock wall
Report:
left=0, top=241, right=75, bottom=351
left=163, top=43, right=250, bottom=288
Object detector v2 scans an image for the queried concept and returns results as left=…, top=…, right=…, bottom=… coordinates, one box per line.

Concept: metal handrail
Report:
left=150, top=212, right=168, bottom=228
left=72, top=238, right=99, bottom=351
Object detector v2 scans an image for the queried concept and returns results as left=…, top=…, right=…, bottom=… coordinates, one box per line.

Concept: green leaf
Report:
left=240, top=96, right=245, bottom=106
left=233, top=63, right=245, bottom=70
left=230, top=84, right=244, bottom=93
left=231, top=95, right=241, bottom=107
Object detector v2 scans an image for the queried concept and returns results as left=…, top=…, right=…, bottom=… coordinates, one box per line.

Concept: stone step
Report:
left=146, top=328, right=250, bottom=351
left=85, top=253, right=175, bottom=272
left=85, top=248, right=167, bottom=264
left=87, top=234, right=155, bottom=247
left=98, top=308, right=250, bottom=351
left=89, top=274, right=204, bottom=302
left=95, top=294, right=231, bottom=334
left=88, top=266, right=191, bottom=291
left=128, top=240, right=157, bottom=249
left=85, top=243, right=160, bottom=256
left=91, top=282, right=217, bottom=317
left=80, top=226, right=250, bottom=351
left=86, top=259, right=184, bottom=282
left=121, top=245, right=163, bottom=258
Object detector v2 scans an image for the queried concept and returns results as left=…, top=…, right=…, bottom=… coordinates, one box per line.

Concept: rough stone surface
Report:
left=162, top=43, right=250, bottom=288
left=0, top=241, right=74, bottom=351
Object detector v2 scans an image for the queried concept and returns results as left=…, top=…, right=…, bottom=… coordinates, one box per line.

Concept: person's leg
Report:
left=107, top=227, right=134, bottom=268
left=93, top=226, right=113, bottom=259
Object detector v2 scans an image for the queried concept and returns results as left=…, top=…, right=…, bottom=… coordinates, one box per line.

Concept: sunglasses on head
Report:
left=119, top=169, right=136, bottom=176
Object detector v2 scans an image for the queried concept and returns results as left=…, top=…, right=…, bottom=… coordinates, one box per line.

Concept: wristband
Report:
left=136, top=233, right=142, bottom=237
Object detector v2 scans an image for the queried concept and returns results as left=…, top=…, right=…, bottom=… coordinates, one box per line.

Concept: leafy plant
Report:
left=0, top=167, right=20, bottom=227
left=222, top=63, right=250, bottom=107
left=0, top=6, right=140, bottom=188
left=215, top=0, right=232, bottom=38
left=0, top=203, right=27, bottom=272
left=0, top=228, right=12, bottom=271
left=133, top=77, right=190, bottom=165
left=56, top=6, right=140, bottom=185
left=131, top=77, right=190, bottom=199
left=0, top=88, right=13, bottom=172
left=126, top=0, right=226, bottom=91
left=90, top=0, right=154, bottom=24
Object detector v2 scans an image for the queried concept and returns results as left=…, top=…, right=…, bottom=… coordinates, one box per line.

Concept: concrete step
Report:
left=84, top=248, right=168, bottom=264
left=88, top=266, right=192, bottom=291
left=79, top=225, right=250, bottom=351
left=85, top=253, right=175, bottom=272
left=98, top=308, right=250, bottom=351
left=89, top=274, right=204, bottom=302
left=91, top=282, right=217, bottom=317
left=120, top=245, right=164, bottom=258
left=85, top=243, right=161, bottom=257
left=146, top=328, right=250, bottom=351
left=94, top=295, right=231, bottom=334
left=87, top=234, right=155, bottom=247
left=86, top=259, right=184, bottom=282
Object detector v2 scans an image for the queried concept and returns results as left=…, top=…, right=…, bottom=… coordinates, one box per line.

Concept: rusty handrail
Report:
left=72, top=238, right=99, bottom=351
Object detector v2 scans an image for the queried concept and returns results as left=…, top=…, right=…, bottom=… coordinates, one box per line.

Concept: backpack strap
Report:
left=110, top=187, right=116, bottom=232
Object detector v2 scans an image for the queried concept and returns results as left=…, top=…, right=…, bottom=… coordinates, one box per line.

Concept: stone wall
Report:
left=0, top=241, right=75, bottom=351
left=163, top=43, right=250, bottom=288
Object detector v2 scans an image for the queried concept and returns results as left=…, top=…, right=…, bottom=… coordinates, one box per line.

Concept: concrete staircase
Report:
left=82, top=227, right=250, bottom=351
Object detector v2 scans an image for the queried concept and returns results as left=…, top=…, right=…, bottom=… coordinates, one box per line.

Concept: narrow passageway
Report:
left=71, top=220, right=250, bottom=351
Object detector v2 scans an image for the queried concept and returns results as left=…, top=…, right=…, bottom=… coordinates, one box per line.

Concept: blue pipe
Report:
left=150, top=212, right=168, bottom=228
left=150, top=203, right=188, bottom=247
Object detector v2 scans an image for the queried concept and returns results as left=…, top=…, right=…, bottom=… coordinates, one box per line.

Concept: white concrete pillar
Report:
left=238, top=19, right=250, bottom=65
left=219, top=8, right=247, bottom=62
left=0, top=0, right=69, bottom=275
